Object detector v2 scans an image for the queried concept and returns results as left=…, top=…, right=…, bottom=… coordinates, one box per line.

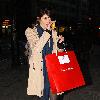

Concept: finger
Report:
left=51, top=20, right=56, bottom=23
left=58, top=35, right=62, bottom=38
left=51, top=20, right=56, bottom=25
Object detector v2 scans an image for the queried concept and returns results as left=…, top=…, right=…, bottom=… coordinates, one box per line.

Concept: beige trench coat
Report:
left=25, top=26, right=59, bottom=97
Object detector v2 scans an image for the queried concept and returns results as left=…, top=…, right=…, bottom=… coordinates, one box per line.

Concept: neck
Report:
left=40, top=23, right=46, bottom=30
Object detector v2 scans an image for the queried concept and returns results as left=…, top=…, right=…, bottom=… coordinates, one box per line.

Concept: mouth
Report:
left=46, top=22, right=51, bottom=26
left=46, top=24, right=49, bottom=27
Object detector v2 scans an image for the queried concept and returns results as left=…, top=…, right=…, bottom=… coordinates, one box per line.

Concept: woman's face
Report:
left=39, top=14, right=51, bottom=29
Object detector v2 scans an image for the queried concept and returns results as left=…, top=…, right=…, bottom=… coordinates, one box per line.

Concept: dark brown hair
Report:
left=37, top=8, right=51, bottom=18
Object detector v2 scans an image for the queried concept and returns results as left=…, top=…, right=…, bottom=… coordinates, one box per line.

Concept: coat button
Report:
left=33, top=67, right=35, bottom=70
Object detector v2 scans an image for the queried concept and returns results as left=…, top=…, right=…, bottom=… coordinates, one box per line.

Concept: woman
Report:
left=25, top=8, right=64, bottom=100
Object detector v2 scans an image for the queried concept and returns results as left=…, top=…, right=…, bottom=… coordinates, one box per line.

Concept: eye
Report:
left=43, top=16, right=51, bottom=20
left=44, top=17, right=48, bottom=20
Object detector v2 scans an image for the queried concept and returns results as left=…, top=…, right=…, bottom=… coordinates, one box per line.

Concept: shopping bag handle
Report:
left=56, top=42, right=67, bottom=56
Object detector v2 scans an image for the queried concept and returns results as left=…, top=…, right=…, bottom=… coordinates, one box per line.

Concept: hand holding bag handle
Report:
left=55, top=39, right=66, bottom=56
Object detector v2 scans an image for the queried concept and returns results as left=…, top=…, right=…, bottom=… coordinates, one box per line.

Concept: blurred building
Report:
left=88, top=0, right=100, bottom=24
left=0, top=0, right=100, bottom=38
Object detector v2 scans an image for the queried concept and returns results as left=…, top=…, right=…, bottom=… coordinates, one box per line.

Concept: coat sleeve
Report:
left=25, top=28, right=51, bottom=55
left=52, top=30, right=64, bottom=53
left=52, top=30, right=59, bottom=53
left=33, top=31, right=51, bottom=55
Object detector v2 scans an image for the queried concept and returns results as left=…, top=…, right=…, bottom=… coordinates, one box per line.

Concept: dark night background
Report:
left=0, top=0, right=100, bottom=40
left=0, top=0, right=100, bottom=100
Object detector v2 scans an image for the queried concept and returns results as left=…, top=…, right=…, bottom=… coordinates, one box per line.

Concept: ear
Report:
left=36, top=17, right=40, bottom=24
left=37, top=17, right=40, bottom=20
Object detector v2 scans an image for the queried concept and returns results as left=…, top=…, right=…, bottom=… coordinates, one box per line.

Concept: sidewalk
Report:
left=63, top=44, right=100, bottom=100
left=0, top=44, right=100, bottom=100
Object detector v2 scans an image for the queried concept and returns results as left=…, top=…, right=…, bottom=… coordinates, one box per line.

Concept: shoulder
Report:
left=25, top=27, right=33, bottom=33
left=25, top=26, right=37, bottom=35
left=25, top=26, right=39, bottom=40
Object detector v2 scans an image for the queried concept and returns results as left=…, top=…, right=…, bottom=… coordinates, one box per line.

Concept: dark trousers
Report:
left=41, top=62, right=50, bottom=100
left=41, top=62, right=58, bottom=100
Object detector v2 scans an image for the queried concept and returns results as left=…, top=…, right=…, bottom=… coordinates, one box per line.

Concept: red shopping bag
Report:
left=45, top=50, right=85, bottom=94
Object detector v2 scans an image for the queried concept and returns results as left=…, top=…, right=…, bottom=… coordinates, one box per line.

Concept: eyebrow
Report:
left=43, top=16, right=50, bottom=18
